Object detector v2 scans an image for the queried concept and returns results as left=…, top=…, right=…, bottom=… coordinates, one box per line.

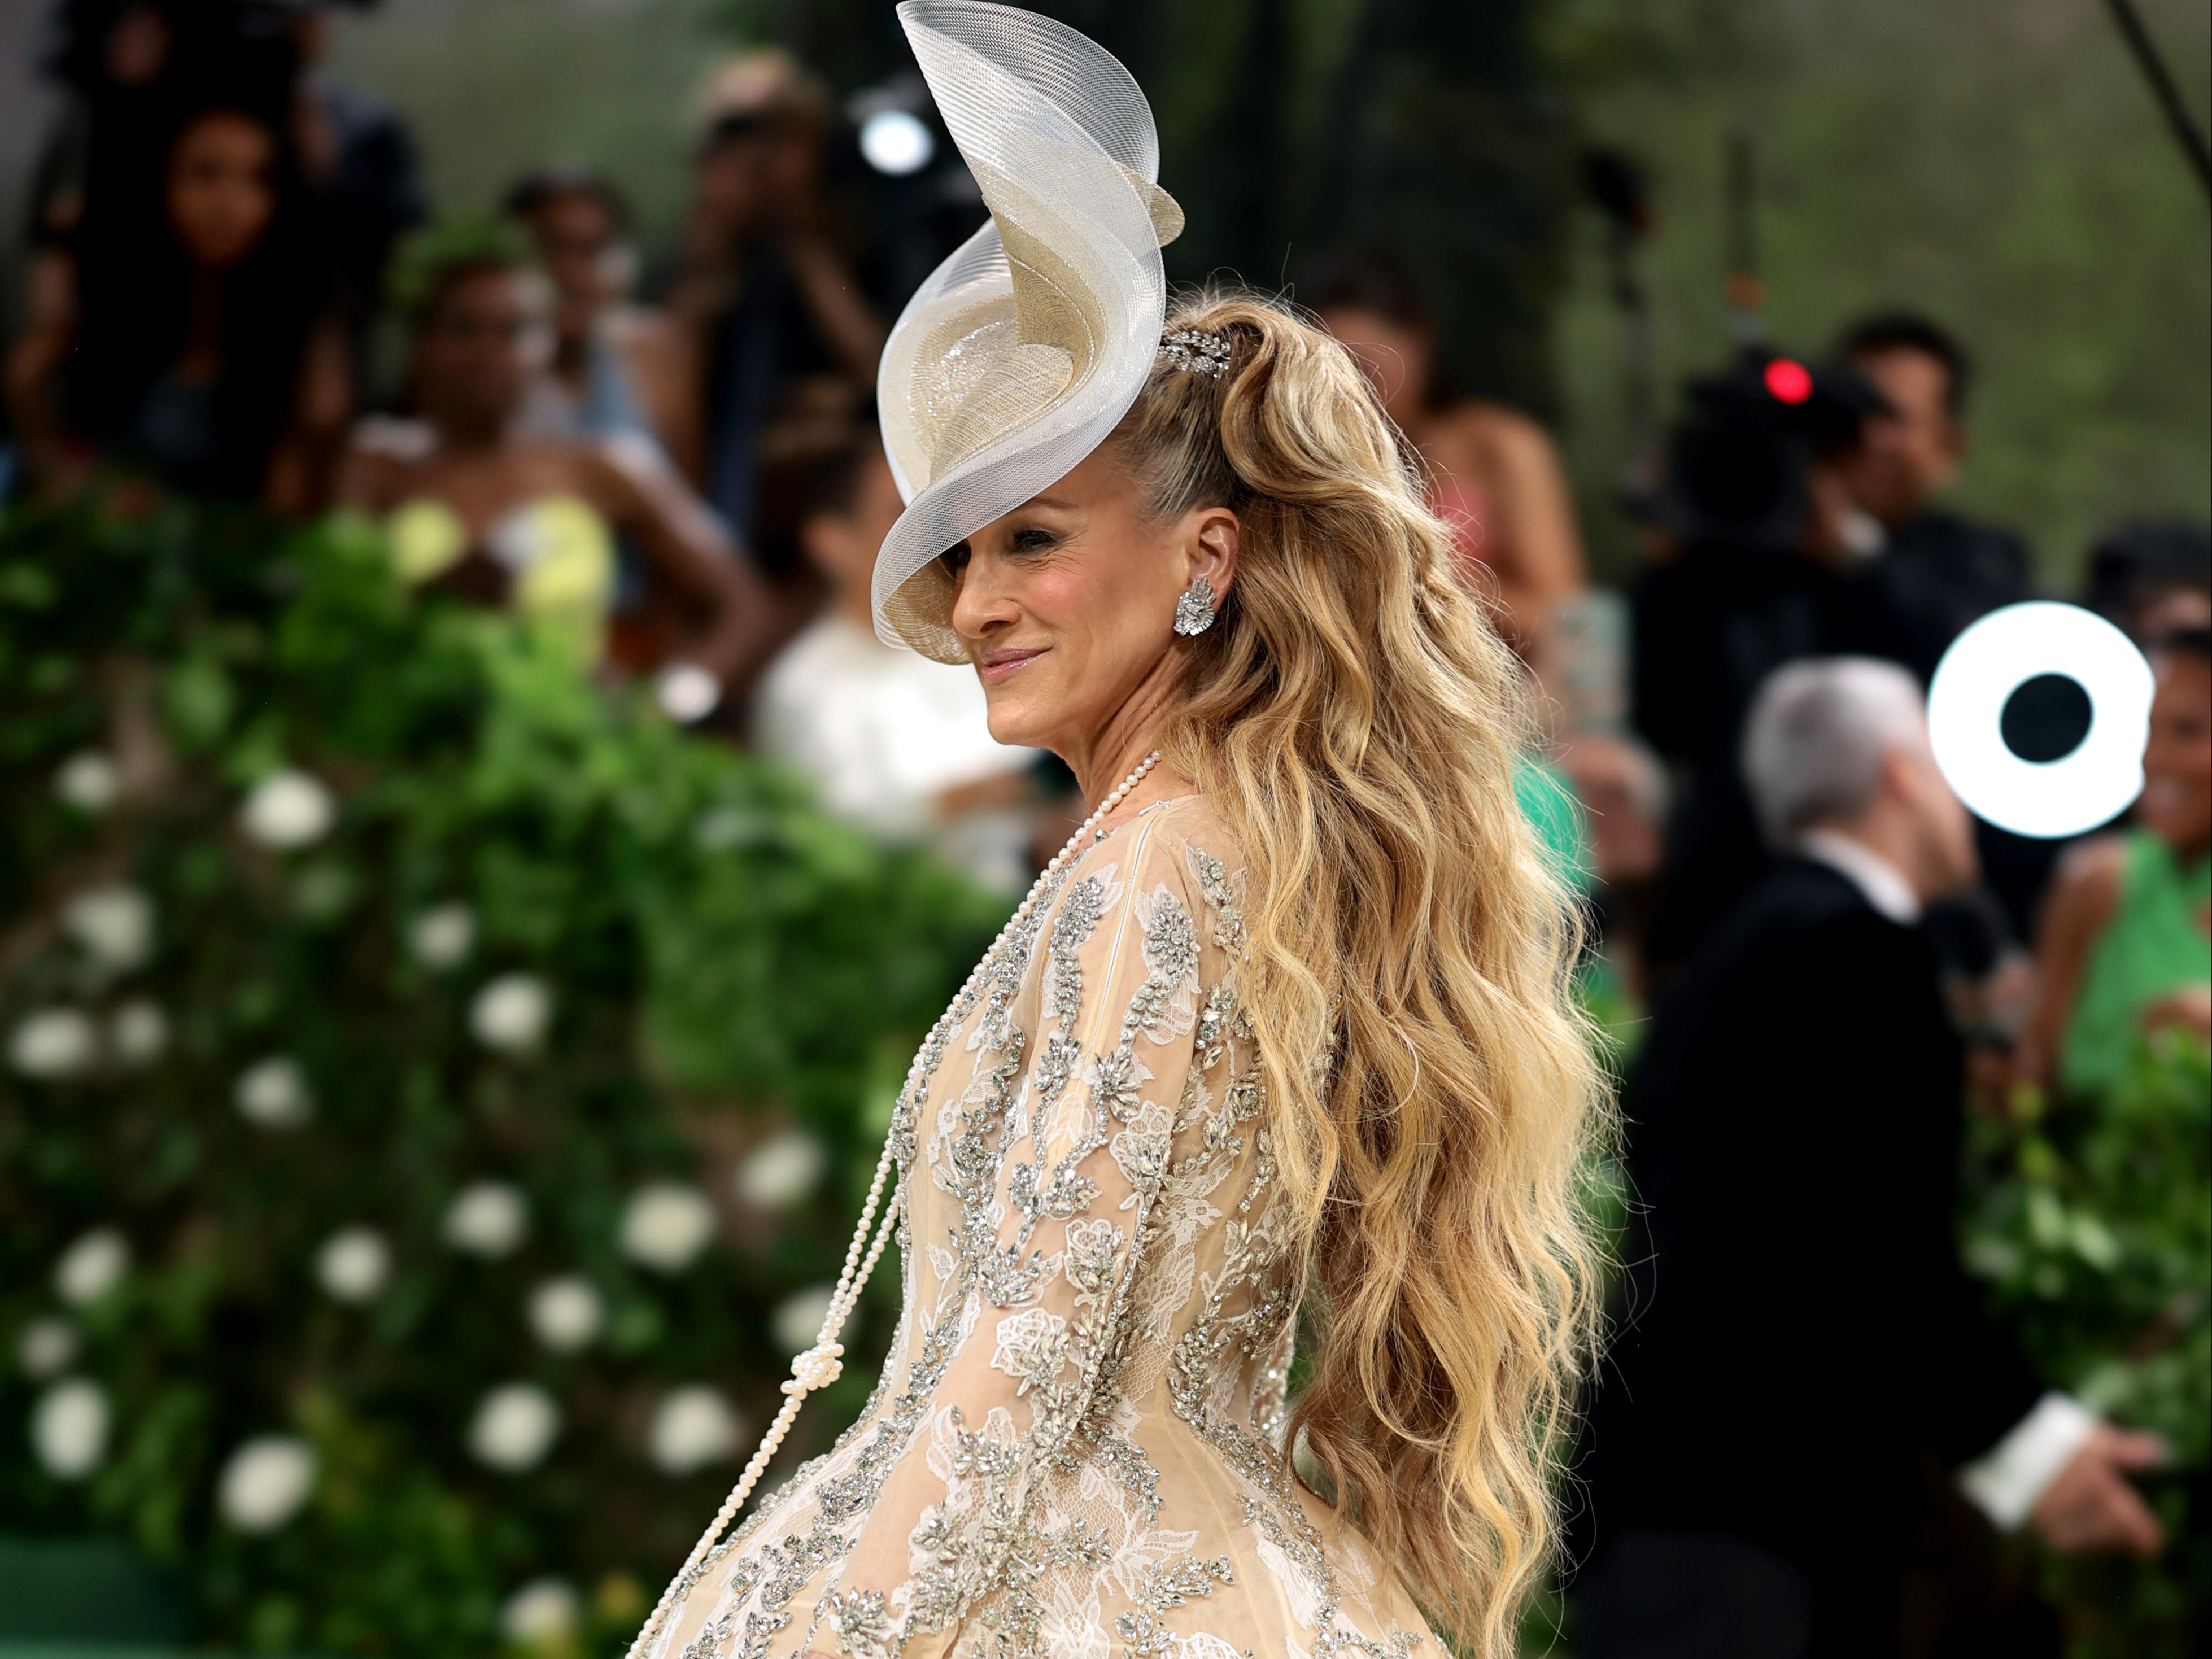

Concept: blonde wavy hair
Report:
left=1112, top=291, right=1607, bottom=1654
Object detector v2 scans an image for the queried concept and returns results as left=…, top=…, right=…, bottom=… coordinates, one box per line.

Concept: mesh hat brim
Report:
left=872, top=0, right=1178, bottom=662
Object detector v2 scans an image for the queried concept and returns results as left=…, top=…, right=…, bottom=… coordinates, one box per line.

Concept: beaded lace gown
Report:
left=651, top=796, right=1434, bottom=1658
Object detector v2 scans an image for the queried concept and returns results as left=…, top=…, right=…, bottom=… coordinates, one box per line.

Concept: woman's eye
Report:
left=1010, top=527, right=1057, bottom=554
left=940, top=544, right=972, bottom=575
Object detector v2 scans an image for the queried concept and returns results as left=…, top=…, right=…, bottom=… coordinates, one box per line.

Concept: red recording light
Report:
left=1764, top=358, right=1814, bottom=404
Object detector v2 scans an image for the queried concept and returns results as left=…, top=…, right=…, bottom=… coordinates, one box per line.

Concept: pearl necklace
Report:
left=625, top=749, right=1164, bottom=1659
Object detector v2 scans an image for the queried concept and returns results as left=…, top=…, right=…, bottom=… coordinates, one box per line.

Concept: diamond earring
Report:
left=1173, top=574, right=1217, bottom=636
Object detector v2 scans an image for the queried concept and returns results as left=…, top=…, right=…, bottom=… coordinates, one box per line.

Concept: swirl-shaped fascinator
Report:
left=873, top=0, right=1185, bottom=661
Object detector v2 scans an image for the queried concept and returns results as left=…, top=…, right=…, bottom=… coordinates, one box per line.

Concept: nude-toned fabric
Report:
left=649, top=797, right=1433, bottom=1658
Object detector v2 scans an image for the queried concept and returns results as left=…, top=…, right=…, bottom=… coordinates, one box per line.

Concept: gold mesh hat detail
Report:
left=872, top=1, right=1184, bottom=662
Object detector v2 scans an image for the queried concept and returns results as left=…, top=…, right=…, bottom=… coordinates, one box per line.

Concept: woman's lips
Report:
left=978, top=647, right=1045, bottom=686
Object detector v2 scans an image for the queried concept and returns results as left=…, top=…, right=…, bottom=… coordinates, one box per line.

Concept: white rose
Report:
left=500, top=1578, right=582, bottom=1647
left=647, top=1384, right=743, bottom=1475
left=469, top=1382, right=561, bottom=1473
left=234, top=1055, right=313, bottom=1129
left=618, top=1182, right=716, bottom=1273
left=770, top=1284, right=837, bottom=1356
left=470, top=973, right=552, bottom=1054
left=54, top=751, right=121, bottom=814
left=527, top=1276, right=604, bottom=1354
left=316, top=1227, right=392, bottom=1303
left=443, top=1181, right=529, bottom=1257
left=240, top=769, right=335, bottom=850
left=63, top=886, right=155, bottom=973
left=30, top=1377, right=110, bottom=1479
left=735, top=1129, right=829, bottom=1211
left=217, top=1435, right=317, bottom=1531
left=108, top=999, right=169, bottom=1065
left=10, top=1007, right=98, bottom=1079
left=407, top=903, right=476, bottom=969
left=54, top=1228, right=129, bottom=1306
left=16, top=1317, right=79, bottom=1379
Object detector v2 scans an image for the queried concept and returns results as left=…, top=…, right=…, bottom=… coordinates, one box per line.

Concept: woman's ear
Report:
left=1185, top=506, right=1240, bottom=601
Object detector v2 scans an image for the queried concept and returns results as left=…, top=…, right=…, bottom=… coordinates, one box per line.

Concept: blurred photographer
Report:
left=1834, top=312, right=2034, bottom=682
left=1630, top=348, right=1891, bottom=971
left=657, top=50, right=886, bottom=548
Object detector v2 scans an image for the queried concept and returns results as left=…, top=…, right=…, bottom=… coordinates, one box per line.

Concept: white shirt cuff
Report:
left=1957, top=1392, right=2097, bottom=1531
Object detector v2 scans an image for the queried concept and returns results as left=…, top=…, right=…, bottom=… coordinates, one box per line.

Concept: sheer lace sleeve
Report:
left=822, top=815, right=1206, bottom=1657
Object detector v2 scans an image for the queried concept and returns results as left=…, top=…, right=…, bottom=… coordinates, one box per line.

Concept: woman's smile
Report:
left=977, top=644, right=1048, bottom=684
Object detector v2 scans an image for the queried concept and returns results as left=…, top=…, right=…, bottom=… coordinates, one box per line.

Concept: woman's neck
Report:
left=1062, top=661, right=1185, bottom=816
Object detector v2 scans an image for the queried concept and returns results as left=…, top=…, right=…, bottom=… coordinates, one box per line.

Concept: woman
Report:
left=632, top=9, right=1603, bottom=1658
left=337, top=225, right=771, bottom=705
left=1308, top=247, right=1586, bottom=652
left=2019, top=627, right=2212, bottom=1095
left=504, top=167, right=690, bottom=454
left=8, top=90, right=348, bottom=510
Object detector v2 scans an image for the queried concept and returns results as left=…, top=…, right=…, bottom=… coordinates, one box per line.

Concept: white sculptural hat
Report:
left=873, top=0, right=1185, bottom=661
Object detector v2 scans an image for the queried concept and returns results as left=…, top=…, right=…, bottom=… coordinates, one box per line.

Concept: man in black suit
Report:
left=1830, top=313, right=2053, bottom=941
left=1576, top=658, right=2165, bottom=1658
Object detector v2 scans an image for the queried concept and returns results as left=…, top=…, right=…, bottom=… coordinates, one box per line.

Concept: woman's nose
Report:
left=950, top=564, right=1014, bottom=640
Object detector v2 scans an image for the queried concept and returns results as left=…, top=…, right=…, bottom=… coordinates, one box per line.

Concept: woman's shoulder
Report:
left=1079, top=795, right=1245, bottom=909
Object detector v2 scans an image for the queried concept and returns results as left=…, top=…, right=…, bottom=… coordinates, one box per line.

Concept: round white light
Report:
left=54, top=752, right=121, bottom=814
left=470, top=973, right=552, bottom=1054
left=407, top=903, right=477, bottom=970
left=647, top=1384, right=743, bottom=1475
left=54, top=1228, right=129, bottom=1307
left=618, top=1182, right=717, bottom=1273
left=860, top=108, right=935, bottom=176
left=63, top=886, right=155, bottom=973
left=16, top=1317, right=79, bottom=1379
left=527, top=1276, right=605, bottom=1353
left=469, top=1382, right=561, bottom=1473
left=241, top=769, right=336, bottom=850
left=735, top=1129, right=830, bottom=1211
left=1928, top=603, right=2154, bottom=839
left=30, top=1378, right=110, bottom=1479
left=444, top=1181, right=530, bottom=1258
left=316, top=1227, right=394, bottom=1303
left=217, top=1435, right=317, bottom=1531
left=10, top=1007, right=98, bottom=1080
left=109, top=1000, right=169, bottom=1066
left=500, top=1578, right=582, bottom=1645
left=234, top=1055, right=314, bottom=1129
left=655, top=662, right=722, bottom=724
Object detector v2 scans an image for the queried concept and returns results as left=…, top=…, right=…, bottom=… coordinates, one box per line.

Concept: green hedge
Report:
left=0, top=500, right=1004, bottom=1656
left=1962, top=1036, right=2212, bottom=1657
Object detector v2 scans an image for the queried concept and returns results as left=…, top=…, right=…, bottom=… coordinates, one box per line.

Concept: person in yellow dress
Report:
left=337, top=223, right=774, bottom=708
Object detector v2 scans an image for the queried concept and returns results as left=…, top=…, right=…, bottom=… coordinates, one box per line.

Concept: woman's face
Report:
left=2139, top=651, right=2212, bottom=857
left=944, top=447, right=1236, bottom=763
left=167, top=111, right=277, bottom=270
left=414, top=268, right=546, bottom=433
left=527, top=190, right=626, bottom=340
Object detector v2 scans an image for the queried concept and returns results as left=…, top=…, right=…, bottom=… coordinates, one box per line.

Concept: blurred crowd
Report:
left=2, top=5, right=2207, bottom=1652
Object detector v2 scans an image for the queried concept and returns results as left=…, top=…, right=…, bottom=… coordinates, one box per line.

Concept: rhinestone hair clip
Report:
left=1160, top=327, right=1232, bottom=377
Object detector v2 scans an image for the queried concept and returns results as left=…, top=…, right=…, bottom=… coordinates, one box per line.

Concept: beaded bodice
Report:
left=648, top=797, right=1430, bottom=1659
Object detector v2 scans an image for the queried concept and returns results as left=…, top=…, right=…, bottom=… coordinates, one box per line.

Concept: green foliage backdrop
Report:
left=0, top=502, right=1001, bottom=1654
left=1961, top=1038, right=2212, bottom=1657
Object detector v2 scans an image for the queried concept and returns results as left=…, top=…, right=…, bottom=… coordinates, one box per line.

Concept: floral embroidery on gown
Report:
left=649, top=797, right=1433, bottom=1658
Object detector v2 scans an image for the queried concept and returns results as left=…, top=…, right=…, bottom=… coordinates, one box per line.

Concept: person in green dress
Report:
left=2021, top=626, right=2212, bottom=1094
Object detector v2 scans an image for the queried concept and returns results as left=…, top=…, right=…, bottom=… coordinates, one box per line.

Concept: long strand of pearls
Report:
left=624, top=750, right=1163, bottom=1659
